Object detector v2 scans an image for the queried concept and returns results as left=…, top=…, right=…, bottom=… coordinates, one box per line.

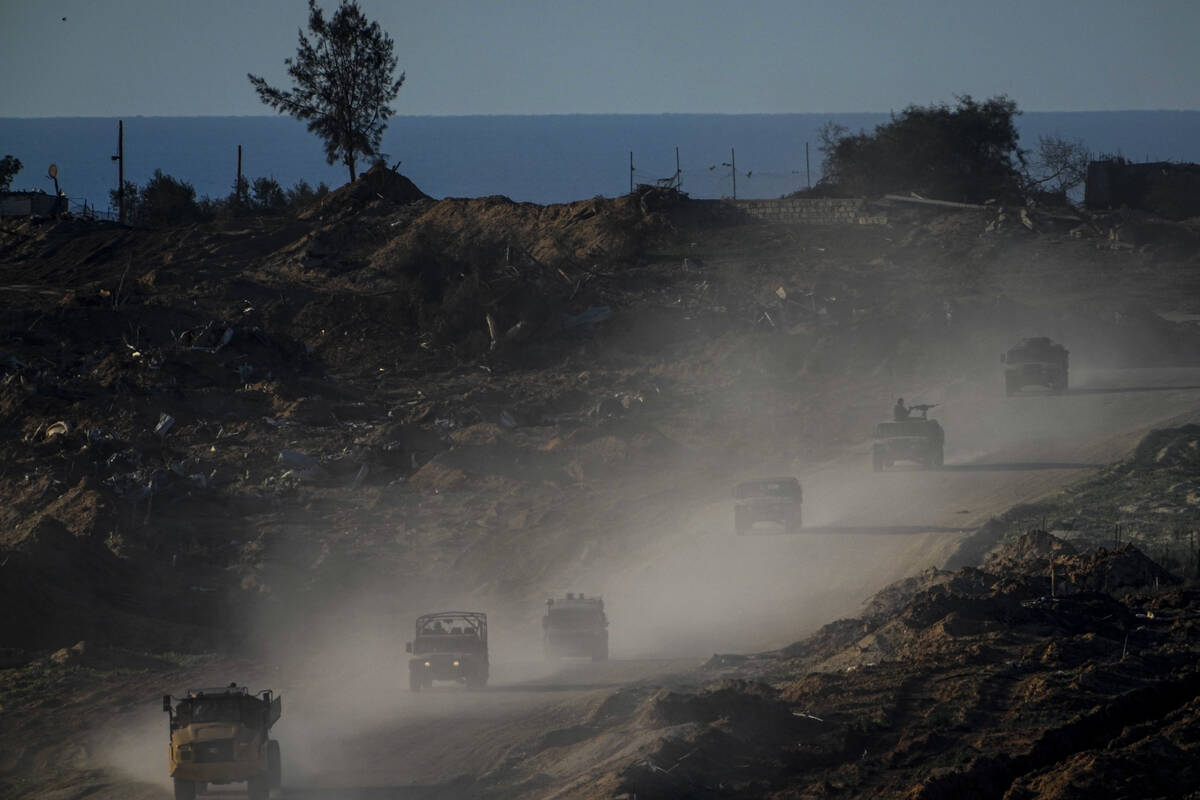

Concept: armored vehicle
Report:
left=543, top=593, right=608, bottom=661
left=406, top=611, right=489, bottom=690
left=1002, top=337, right=1069, bottom=395
left=163, top=683, right=281, bottom=800
left=872, top=406, right=944, bottom=470
left=733, top=476, right=803, bottom=534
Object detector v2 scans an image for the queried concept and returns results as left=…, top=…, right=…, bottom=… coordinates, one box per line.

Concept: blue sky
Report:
left=1, top=0, right=1197, bottom=117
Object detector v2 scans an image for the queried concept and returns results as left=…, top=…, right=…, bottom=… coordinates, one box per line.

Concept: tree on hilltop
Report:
left=819, top=95, right=1024, bottom=203
left=248, top=0, right=405, bottom=183
left=0, top=155, right=22, bottom=191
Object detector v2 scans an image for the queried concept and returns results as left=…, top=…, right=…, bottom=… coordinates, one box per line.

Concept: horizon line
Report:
left=4, top=109, right=1200, bottom=121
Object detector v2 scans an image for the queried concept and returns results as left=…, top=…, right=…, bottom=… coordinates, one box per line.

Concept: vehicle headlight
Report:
left=452, top=660, right=460, bottom=667
left=423, top=661, right=431, bottom=667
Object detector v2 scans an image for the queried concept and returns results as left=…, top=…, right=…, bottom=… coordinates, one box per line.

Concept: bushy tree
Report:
left=820, top=95, right=1024, bottom=203
left=137, top=170, right=202, bottom=227
left=286, top=179, right=330, bottom=208
left=0, top=155, right=22, bottom=191
left=251, top=177, right=287, bottom=212
left=248, top=0, right=405, bottom=182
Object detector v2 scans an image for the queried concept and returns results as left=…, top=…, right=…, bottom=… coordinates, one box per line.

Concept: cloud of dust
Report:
left=92, top=704, right=171, bottom=792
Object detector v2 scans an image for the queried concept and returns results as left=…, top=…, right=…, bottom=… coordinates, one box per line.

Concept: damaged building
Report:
left=1085, top=158, right=1200, bottom=219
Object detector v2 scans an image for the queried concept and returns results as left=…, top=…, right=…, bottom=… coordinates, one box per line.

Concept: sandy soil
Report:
left=3, top=176, right=1200, bottom=798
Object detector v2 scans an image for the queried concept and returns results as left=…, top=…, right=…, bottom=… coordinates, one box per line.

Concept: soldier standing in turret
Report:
left=893, top=398, right=909, bottom=421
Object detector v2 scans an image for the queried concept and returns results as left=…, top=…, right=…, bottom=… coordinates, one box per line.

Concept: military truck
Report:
left=406, top=611, right=489, bottom=690
left=163, top=683, right=281, bottom=800
left=872, top=405, right=944, bottom=471
left=543, top=593, right=608, bottom=661
left=733, top=477, right=803, bottom=534
left=1002, top=337, right=1069, bottom=395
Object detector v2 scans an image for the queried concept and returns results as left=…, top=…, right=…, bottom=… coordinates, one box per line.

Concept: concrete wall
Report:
left=0, top=192, right=65, bottom=217
left=1085, top=160, right=1200, bottom=220
left=731, top=197, right=886, bottom=225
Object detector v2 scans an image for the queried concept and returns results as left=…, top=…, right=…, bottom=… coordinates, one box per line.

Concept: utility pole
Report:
left=806, top=141, right=811, bottom=189
left=236, top=144, right=243, bottom=208
left=731, top=148, right=736, bottom=200
left=675, top=146, right=681, bottom=191
left=111, top=120, right=124, bottom=224
left=629, top=152, right=634, bottom=194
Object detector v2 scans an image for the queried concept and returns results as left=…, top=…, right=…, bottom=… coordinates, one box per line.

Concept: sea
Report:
left=3, top=112, right=1200, bottom=213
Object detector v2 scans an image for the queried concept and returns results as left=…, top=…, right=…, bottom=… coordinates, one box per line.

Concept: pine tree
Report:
left=249, top=0, right=405, bottom=182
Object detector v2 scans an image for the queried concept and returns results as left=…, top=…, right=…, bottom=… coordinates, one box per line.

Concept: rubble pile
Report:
left=561, top=529, right=1200, bottom=799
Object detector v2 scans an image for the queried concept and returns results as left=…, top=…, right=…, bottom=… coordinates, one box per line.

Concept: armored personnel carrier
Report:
left=1002, top=337, right=1069, bottom=395
left=543, top=593, right=609, bottom=661
left=163, top=683, right=281, bottom=800
left=872, top=404, right=944, bottom=471
left=733, top=477, right=803, bottom=534
left=406, top=611, right=489, bottom=690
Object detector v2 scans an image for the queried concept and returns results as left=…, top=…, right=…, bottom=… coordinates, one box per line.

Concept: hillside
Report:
left=1, top=167, right=1200, bottom=798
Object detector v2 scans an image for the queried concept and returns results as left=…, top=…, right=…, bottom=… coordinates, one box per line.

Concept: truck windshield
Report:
left=412, top=634, right=482, bottom=654
left=547, top=608, right=603, bottom=627
left=734, top=481, right=799, bottom=499
left=188, top=697, right=241, bottom=724
left=875, top=421, right=932, bottom=437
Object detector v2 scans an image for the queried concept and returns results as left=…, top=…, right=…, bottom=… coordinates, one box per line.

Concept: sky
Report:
left=0, top=0, right=1197, bottom=117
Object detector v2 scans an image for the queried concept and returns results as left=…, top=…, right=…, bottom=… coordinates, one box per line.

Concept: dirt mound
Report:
left=582, top=534, right=1200, bottom=799
left=1131, top=423, right=1200, bottom=469
left=304, top=163, right=429, bottom=216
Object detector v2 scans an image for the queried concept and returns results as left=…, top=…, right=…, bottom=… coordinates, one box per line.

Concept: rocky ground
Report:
left=564, top=429, right=1200, bottom=799
left=1, top=168, right=1199, bottom=798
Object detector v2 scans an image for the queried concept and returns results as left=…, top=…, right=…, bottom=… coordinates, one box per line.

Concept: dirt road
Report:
left=220, top=367, right=1200, bottom=797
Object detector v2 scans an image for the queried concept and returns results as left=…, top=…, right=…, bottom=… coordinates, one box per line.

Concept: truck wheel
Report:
left=872, top=451, right=883, bottom=472
left=173, top=779, right=196, bottom=800
left=932, top=449, right=944, bottom=468
left=268, top=740, right=282, bottom=789
left=1005, top=376, right=1018, bottom=396
left=409, top=672, right=421, bottom=692
left=466, top=674, right=488, bottom=690
left=247, top=776, right=269, bottom=800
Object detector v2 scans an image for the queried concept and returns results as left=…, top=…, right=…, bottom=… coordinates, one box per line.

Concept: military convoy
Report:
left=733, top=477, right=803, bottom=533
left=158, top=333, right=1078, bottom=792
left=1002, top=336, right=1069, bottom=395
left=543, top=593, right=609, bottom=661
left=406, top=611, right=490, bottom=690
left=163, top=683, right=282, bottom=800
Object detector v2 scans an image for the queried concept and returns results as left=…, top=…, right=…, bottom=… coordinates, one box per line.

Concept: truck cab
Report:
left=733, top=477, right=803, bottom=534
left=164, top=683, right=281, bottom=800
left=1002, top=336, right=1069, bottom=395
left=543, top=593, right=609, bottom=661
left=406, top=611, right=489, bottom=690
left=872, top=417, right=944, bottom=471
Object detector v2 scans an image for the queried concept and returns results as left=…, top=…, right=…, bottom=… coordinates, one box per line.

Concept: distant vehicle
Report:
left=163, top=683, right=282, bottom=800
left=543, top=593, right=608, bottom=661
left=406, top=611, right=489, bottom=691
left=733, top=477, right=803, bottom=534
left=1002, top=337, right=1069, bottom=395
left=872, top=405, right=944, bottom=471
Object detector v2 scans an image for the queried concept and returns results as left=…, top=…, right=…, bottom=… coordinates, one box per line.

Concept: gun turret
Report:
left=908, top=403, right=938, bottom=419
